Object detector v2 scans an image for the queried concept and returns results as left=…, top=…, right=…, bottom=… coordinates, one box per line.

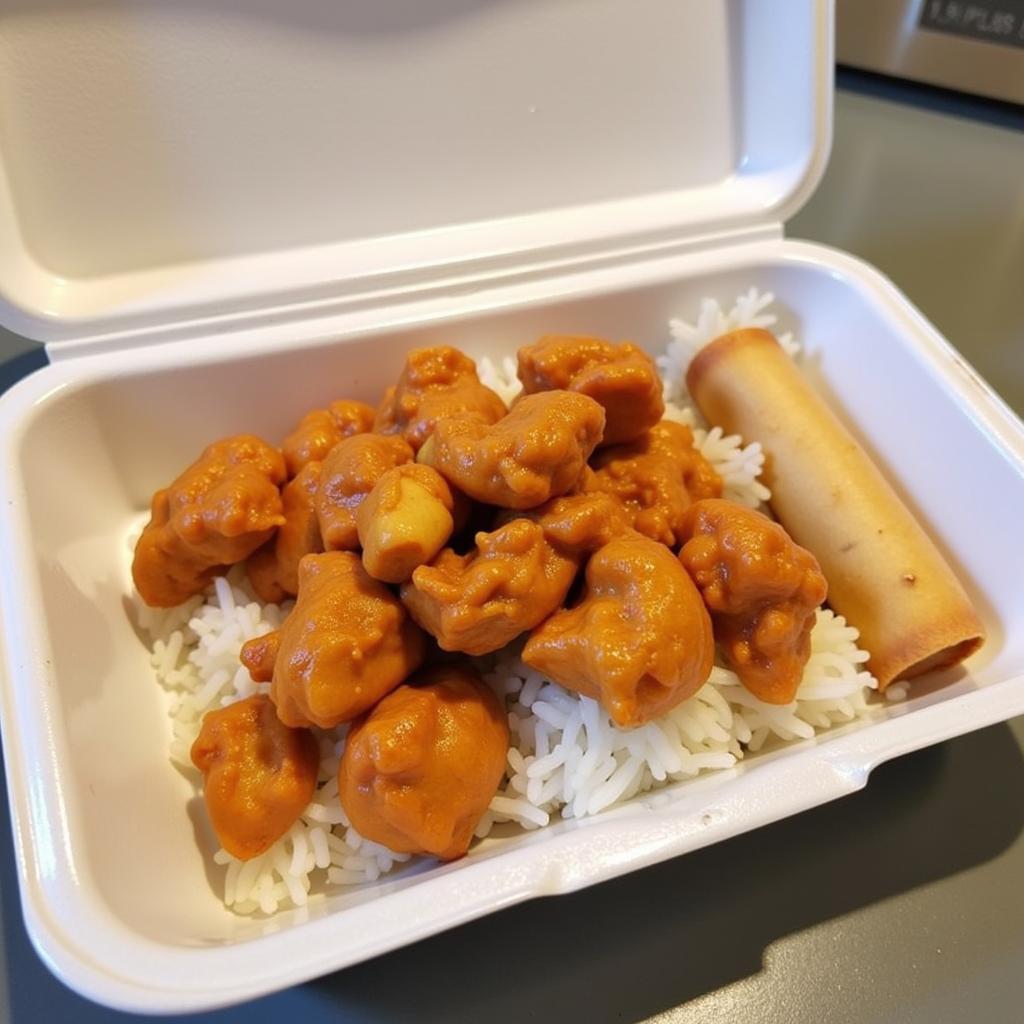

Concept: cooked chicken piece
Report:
left=248, top=461, right=323, bottom=603
left=517, top=334, right=663, bottom=445
left=133, top=435, right=286, bottom=607
left=133, top=491, right=217, bottom=608
left=401, top=519, right=578, bottom=655
left=316, top=434, right=413, bottom=551
left=679, top=499, right=827, bottom=705
left=510, top=491, right=631, bottom=556
left=423, top=391, right=605, bottom=509
left=191, top=695, right=318, bottom=861
left=375, top=346, right=507, bottom=453
left=281, top=399, right=375, bottom=477
left=240, top=630, right=280, bottom=683
left=338, top=665, right=508, bottom=860
left=583, top=420, right=721, bottom=546
left=523, top=531, right=715, bottom=728
left=263, top=551, right=425, bottom=728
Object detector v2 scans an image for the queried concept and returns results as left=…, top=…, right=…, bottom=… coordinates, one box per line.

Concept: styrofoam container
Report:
left=0, top=0, right=1022, bottom=1013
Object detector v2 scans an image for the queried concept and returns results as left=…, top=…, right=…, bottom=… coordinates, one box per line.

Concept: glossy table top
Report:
left=0, top=72, right=1022, bottom=1022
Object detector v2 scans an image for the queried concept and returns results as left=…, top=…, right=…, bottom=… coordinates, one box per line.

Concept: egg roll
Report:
left=686, top=328, right=985, bottom=690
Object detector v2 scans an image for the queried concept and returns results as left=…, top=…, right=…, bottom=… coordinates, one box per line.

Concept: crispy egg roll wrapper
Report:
left=686, top=328, right=985, bottom=690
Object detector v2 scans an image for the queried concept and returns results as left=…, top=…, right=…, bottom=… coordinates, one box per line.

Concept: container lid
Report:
left=0, top=0, right=832, bottom=350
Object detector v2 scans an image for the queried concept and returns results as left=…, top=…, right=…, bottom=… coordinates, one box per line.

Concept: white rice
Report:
left=142, top=288, right=879, bottom=915
left=659, top=286, right=800, bottom=405
left=475, top=606, right=875, bottom=832
left=478, top=354, right=523, bottom=406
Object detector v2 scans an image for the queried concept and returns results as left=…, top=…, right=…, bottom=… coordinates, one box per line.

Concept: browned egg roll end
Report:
left=877, top=607, right=985, bottom=687
left=686, top=327, right=781, bottom=397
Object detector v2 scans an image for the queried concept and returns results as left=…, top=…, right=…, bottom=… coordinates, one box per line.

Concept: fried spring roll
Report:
left=686, top=328, right=985, bottom=690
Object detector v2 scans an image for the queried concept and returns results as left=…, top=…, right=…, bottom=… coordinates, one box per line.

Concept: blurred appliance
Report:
left=837, top=0, right=1024, bottom=104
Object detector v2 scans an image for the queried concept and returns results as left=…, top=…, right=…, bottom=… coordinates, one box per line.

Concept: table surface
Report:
left=0, top=72, right=1023, bottom=1023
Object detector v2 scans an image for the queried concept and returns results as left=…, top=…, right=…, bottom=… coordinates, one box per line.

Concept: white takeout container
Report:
left=0, top=0, right=1022, bottom=1013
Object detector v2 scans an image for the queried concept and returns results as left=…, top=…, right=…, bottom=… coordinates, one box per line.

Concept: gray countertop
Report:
left=0, top=74, right=1022, bottom=1023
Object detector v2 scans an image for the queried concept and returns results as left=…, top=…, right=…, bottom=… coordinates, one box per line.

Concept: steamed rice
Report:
left=139, top=289, right=879, bottom=915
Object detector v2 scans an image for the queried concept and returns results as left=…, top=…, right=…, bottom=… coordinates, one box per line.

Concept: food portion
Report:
left=423, top=390, right=605, bottom=509
left=135, top=290, right=983, bottom=917
left=356, top=464, right=455, bottom=583
left=516, top=334, right=664, bottom=444
left=132, top=435, right=286, bottom=607
left=523, top=532, right=715, bottom=728
left=401, top=518, right=578, bottom=655
left=582, top=420, right=722, bottom=546
left=513, top=491, right=630, bottom=556
left=259, top=551, right=425, bottom=729
left=282, top=400, right=375, bottom=477
left=338, top=666, right=508, bottom=860
left=239, top=629, right=278, bottom=683
left=401, top=492, right=632, bottom=657
left=375, top=346, right=507, bottom=452
left=247, top=461, right=323, bottom=603
left=686, top=327, right=985, bottom=689
left=190, top=695, right=319, bottom=861
left=316, top=433, right=413, bottom=551
left=679, top=499, right=827, bottom=705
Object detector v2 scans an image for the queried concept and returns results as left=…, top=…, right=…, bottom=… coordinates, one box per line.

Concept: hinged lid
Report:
left=0, top=0, right=832, bottom=352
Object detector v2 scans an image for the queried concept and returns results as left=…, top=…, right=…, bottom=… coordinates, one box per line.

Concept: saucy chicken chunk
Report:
left=424, top=391, right=606, bottom=509
left=375, top=346, right=507, bottom=453
left=133, top=435, right=286, bottom=607
left=522, top=531, right=715, bottom=728
left=679, top=499, right=828, bottom=705
left=133, top=491, right=216, bottom=609
left=281, top=400, right=375, bottom=477
left=240, top=630, right=279, bottom=683
left=190, top=695, right=319, bottom=861
left=356, top=464, right=455, bottom=583
left=248, top=461, right=323, bottom=603
left=338, top=665, right=508, bottom=861
left=517, top=335, right=664, bottom=445
left=499, top=491, right=630, bottom=556
left=316, top=433, right=413, bottom=551
left=263, top=551, right=425, bottom=729
left=401, top=518, right=578, bottom=655
left=583, top=420, right=722, bottom=547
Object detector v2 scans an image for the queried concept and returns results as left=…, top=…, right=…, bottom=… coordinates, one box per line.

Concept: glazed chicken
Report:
left=281, top=399, right=375, bottom=477
left=247, top=461, right=323, bottom=603
left=496, top=491, right=629, bottom=555
left=522, top=531, right=715, bottom=728
left=191, top=694, right=319, bottom=861
left=423, top=390, right=606, bottom=509
left=375, top=346, right=507, bottom=453
left=583, top=420, right=722, bottom=547
left=248, top=551, right=425, bottom=729
left=679, top=499, right=828, bottom=704
left=338, top=665, right=508, bottom=860
left=401, top=518, right=578, bottom=655
left=132, top=435, right=286, bottom=607
left=240, top=630, right=279, bottom=683
left=316, top=434, right=414, bottom=551
left=517, top=334, right=664, bottom=445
